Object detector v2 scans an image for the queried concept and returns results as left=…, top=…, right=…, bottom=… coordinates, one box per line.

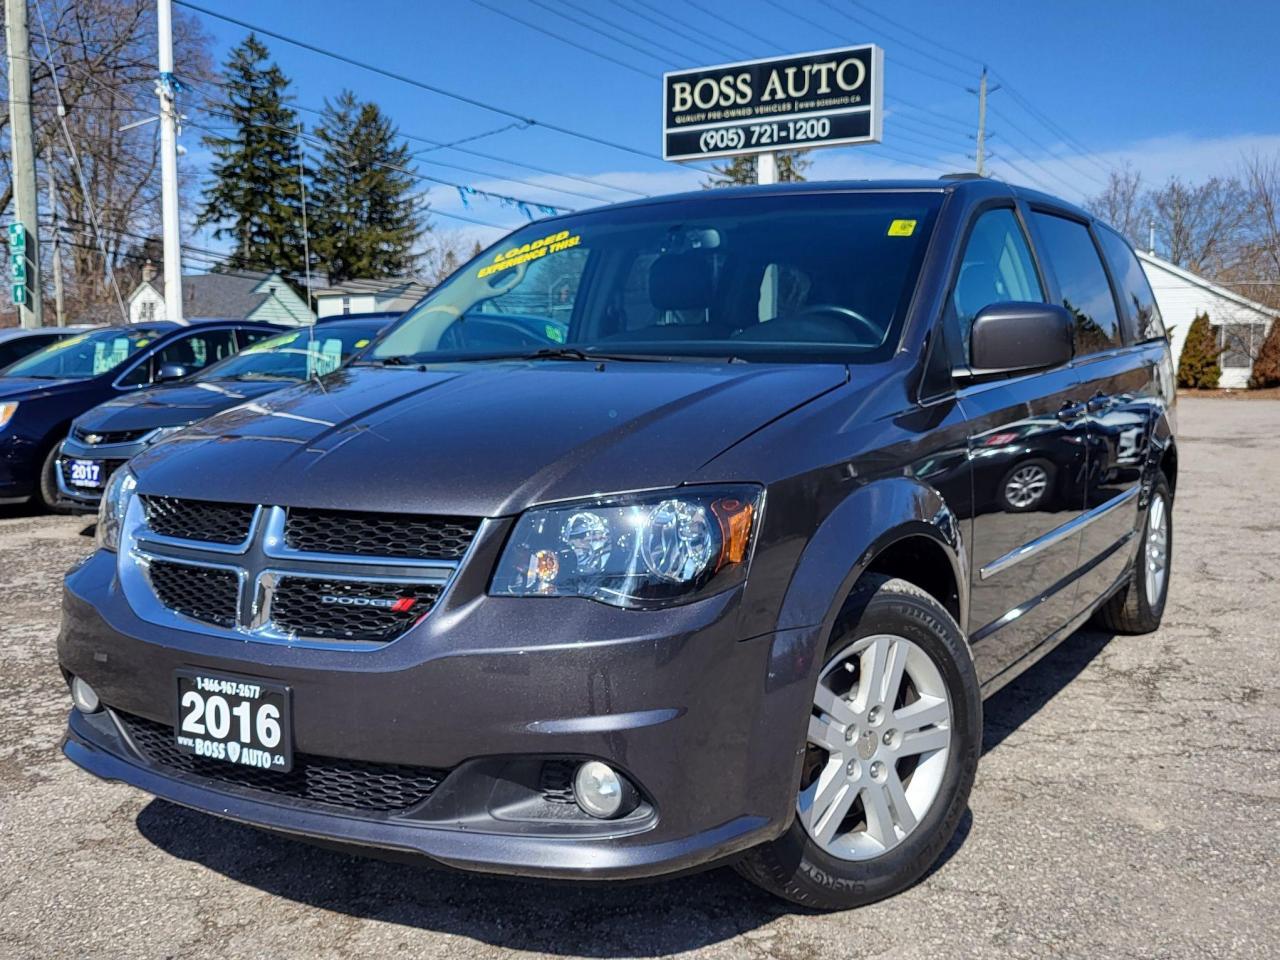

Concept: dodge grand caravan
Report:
left=58, top=179, right=1176, bottom=909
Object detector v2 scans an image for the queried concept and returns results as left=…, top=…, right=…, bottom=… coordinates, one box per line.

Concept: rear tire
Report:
left=1094, top=471, right=1172, bottom=634
left=37, top=441, right=68, bottom=514
left=734, top=575, right=981, bottom=910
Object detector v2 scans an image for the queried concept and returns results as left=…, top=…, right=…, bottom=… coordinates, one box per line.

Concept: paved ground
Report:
left=1, top=397, right=1276, bottom=960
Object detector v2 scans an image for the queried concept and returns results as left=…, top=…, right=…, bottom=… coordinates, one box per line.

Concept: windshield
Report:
left=196, top=323, right=382, bottom=381
left=3, top=328, right=158, bottom=379
left=374, top=191, right=942, bottom=365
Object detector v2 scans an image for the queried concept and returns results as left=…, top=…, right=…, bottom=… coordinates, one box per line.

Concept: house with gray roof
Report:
left=127, top=262, right=314, bottom=326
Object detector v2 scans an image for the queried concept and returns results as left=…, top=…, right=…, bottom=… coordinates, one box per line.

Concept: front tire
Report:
left=735, top=575, right=981, bottom=910
left=37, top=441, right=68, bottom=513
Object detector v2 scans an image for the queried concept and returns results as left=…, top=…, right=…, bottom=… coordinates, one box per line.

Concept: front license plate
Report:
left=175, top=670, right=293, bottom=773
left=68, top=459, right=102, bottom=488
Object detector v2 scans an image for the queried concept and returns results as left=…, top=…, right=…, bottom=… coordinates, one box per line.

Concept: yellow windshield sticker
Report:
left=888, top=219, right=917, bottom=237
left=477, top=229, right=581, bottom=279
left=354, top=339, right=370, bottom=348
left=135, top=339, right=149, bottom=348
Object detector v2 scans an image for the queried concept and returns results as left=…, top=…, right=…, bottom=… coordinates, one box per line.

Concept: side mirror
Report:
left=966, top=302, right=1074, bottom=377
left=156, top=363, right=189, bottom=383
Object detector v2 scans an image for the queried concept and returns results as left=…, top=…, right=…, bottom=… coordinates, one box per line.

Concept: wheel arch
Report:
left=775, top=476, right=970, bottom=641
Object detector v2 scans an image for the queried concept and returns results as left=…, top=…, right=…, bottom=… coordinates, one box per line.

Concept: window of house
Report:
left=341, top=296, right=351, bottom=315
left=1031, top=212, right=1122, bottom=355
left=139, top=300, right=156, bottom=322
left=1220, top=322, right=1266, bottom=368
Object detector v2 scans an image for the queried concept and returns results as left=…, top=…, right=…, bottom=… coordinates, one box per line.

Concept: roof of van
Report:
left=564, top=177, right=1094, bottom=223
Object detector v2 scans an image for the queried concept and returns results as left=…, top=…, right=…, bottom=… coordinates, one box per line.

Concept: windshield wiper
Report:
left=516, top=347, right=662, bottom=363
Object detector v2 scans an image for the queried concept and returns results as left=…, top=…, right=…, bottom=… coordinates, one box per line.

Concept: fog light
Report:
left=573, top=760, right=637, bottom=819
left=71, top=676, right=100, bottom=714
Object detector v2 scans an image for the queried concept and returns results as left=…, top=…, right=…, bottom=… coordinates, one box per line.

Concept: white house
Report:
left=128, top=263, right=314, bottom=326
left=312, top=277, right=429, bottom=319
left=1139, top=251, right=1278, bottom=389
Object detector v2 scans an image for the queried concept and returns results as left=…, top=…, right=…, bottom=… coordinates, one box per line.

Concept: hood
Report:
left=76, top=380, right=288, bottom=433
left=0, top=376, right=89, bottom=400
left=133, top=361, right=847, bottom=517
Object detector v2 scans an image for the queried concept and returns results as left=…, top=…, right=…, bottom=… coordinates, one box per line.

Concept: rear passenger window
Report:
left=1032, top=213, right=1122, bottom=355
left=952, top=209, right=1043, bottom=358
left=1096, top=226, right=1166, bottom=343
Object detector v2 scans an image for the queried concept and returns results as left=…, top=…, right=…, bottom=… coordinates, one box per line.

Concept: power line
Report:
left=185, top=115, right=519, bottom=229
left=468, top=0, right=653, bottom=76
left=817, top=0, right=973, bottom=84
left=843, top=0, right=979, bottom=74
left=606, top=0, right=741, bottom=63
left=172, top=0, right=680, bottom=166
left=550, top=0, right=690, bottom=66
left=682, top=0, right=778, bottom=56
left=169, top=67, right=652, bottom=199
left=987, top=104, right=1109, bottom=191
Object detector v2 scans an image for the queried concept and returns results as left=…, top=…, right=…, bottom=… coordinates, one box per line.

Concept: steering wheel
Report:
left=788, top=304, right=882, bottom=342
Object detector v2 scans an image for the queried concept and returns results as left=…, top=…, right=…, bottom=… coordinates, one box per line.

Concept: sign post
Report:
left=663, top=45, right=883, bottom=175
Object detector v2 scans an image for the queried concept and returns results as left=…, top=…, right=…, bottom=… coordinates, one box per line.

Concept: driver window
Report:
left=953, top=209, right=1043, bottom=356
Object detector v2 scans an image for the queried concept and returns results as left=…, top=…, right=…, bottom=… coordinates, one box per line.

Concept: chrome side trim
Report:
left=979, top=485, right=1140, bottom=580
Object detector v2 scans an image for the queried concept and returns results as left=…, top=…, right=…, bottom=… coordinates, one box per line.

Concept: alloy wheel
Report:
left=799, top=633, right=952, bottom=861
left=1144, top=492, right=1169, bottom=603
left=1004, top=464, right=1048, bottom=509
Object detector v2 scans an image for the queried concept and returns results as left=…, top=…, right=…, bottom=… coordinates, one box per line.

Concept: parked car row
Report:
left=0, top=316, right=395, bottom=511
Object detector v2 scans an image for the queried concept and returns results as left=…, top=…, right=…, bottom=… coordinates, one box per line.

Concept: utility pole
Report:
left=975, top=66, right=989, bottom=177
left=45, top=150, right=65, bottom=326
left=157, top=0, right=185, bottom=323
left=5, top=0, right=43, bottom=327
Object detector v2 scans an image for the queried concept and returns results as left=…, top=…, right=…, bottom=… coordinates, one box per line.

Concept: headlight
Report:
left=490, top=485, right=761, bottom=609
left=145, top=425, right=186, bottom=446
left=0, top=401, right=17, bottom=431
left=96, top=467, right=137, bottom=552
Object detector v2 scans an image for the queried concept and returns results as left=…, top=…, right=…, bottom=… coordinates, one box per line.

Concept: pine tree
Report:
left=309, top=91, right=422, bottom=283
left=1176, top=311, right=1222, bottom=389
left=1249, top=319, right=1280, bottom=389
left=196, top=35, right=307, bottom=276
left=704, top=150, right=811, bottom=188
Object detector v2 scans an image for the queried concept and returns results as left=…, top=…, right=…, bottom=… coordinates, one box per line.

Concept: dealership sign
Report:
left=662, top=45, right=883, bottom=162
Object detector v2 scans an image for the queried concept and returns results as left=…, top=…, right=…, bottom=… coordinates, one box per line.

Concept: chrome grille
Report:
left=121, top=498, right=476, bottom=649
left=285, top=507, right=479, bottom=560
left=118, top=711, right=448, bottom=812
left=269, top=576, right=442, bottom=643
left=142, top=495, right=255, bottom=545
left=146, top=559, right=239, bottom=628
left=74, top=426, right=151, bottom=444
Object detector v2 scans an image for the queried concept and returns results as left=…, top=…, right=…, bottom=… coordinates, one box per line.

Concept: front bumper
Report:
left=58, top=549, right=821, bottom=880
left=0, top=432, right=41, bottom=501
left=55, top=436, right=147, bottom=511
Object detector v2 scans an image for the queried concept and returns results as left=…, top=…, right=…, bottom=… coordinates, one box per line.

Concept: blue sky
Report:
left=180, top=0, right=1280, bottom=251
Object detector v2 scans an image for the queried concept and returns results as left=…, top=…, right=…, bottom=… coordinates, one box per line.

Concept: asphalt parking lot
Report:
left=1, top=396, right=1276, bottom=960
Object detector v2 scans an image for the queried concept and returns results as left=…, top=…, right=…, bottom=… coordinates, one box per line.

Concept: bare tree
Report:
left=1148, top=175, right=1248, bottom=275
left=1, top=0, right=212, bottom=319
left=1084, top=164, right=1149, bottom=248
